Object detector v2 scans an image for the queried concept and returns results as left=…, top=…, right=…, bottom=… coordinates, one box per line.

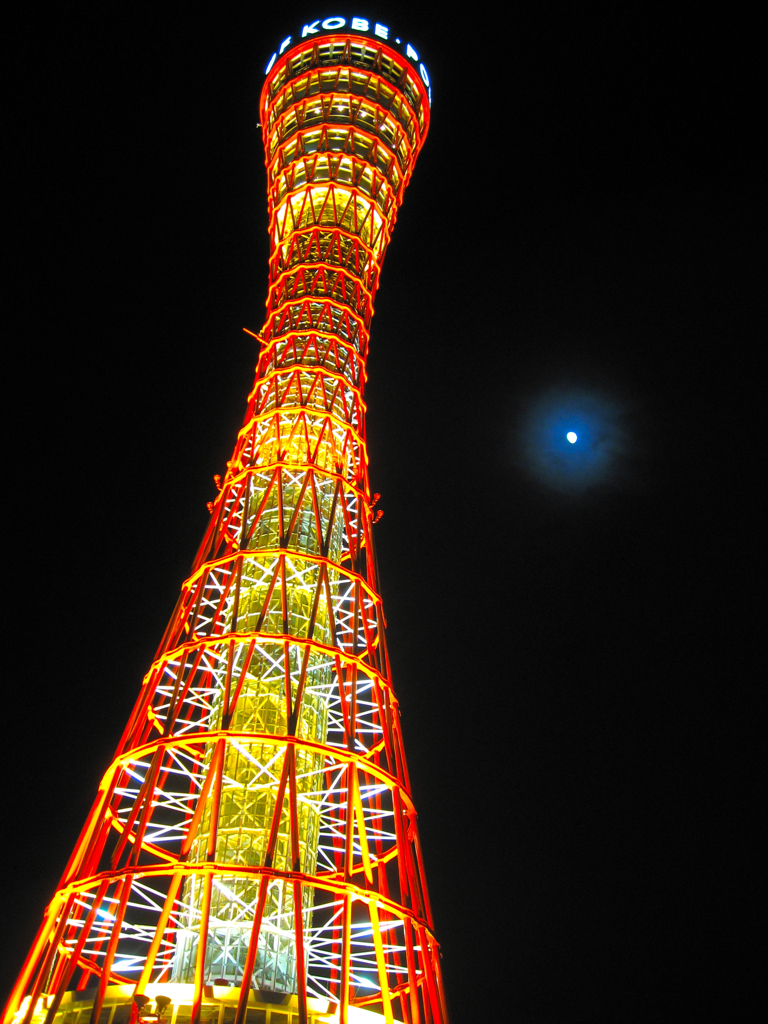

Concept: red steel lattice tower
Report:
left=3, top=18, right=448, bottom=1024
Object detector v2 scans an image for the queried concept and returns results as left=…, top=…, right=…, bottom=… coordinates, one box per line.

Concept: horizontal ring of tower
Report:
left=268, top=228, right=381, bottom=307
left=80, top=723, right=426, bottom=897
left=230, top=407, right=367, bottom=482
left=268, top=134, right=411, bottom=224
left=51, top=868, right=431, bottom=923
left=256, top=330, right=368, bottom=390
left=77, top=720, right=425, bottom=865
left=268, top=241, right=385, bottom=301
left=264, top=294, right=368, bottom=345
left=51, top=875, right=428, bottom=937
left=270, top=185, right=392, bottom=262
left=165, top=549, right=384, bottom=649
left=111, top=731, right=408, bottom=805
left=267, top=129, right=406, bottom=215
left=237, top=404, right=366, bottom=469
left=268, top=133, right=405, bottom=217
left=265, top=61, right=425, bottom=155
left=262, top=36, right=429, bottom=134
left=268, top=263, right=375, bottom=326
left=249, top=361, right=365, bottom=409
left=217, top=459, right=368, bottom=505
left=159, top=556, right=386, bottom=675
left=137, top=633, right=396, bottom=739
left=130, top=632, right=401, bottom=779
left=269, top=224, right=380, bottom=278
left=43, top=868, right=436, bottom=992
left=209, top=466, right=370, bottom=525
left=264, top=300, right=368, bottom=358
left=268, top=124, right=409, bottom=206
left=195, top=464, right=373, bottom=572
left=84, top=734, right=425, bottom=909
left=129, top=633, right=402, bottom=777
left=249, top=365, right=365, bottom=429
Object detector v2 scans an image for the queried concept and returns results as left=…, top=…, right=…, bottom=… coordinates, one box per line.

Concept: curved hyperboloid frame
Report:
left=4, top=20, right=448, bottom=1024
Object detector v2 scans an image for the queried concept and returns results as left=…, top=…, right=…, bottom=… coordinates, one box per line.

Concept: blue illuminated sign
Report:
left=264, top=16, right=431, bottom=105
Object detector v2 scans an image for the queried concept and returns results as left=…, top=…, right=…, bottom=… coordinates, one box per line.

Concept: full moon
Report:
left=566, top=431, right=578, bottom=444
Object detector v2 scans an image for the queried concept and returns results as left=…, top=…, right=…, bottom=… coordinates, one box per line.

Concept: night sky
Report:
left=3, top=4, right=760, bottom=1022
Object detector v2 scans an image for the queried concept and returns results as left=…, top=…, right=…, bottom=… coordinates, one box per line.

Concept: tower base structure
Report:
left=11, top=985, right=390, bottom=1024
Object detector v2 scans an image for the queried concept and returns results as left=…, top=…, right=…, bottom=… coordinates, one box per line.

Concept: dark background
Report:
left=3, top=3, right=760, bottom=1022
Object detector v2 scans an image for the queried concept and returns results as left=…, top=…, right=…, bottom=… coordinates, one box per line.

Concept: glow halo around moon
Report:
left=513, top=385, right=633, bottom=494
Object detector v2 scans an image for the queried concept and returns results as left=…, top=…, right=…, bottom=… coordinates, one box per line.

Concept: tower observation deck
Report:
left=3, top=17, right=447, bottom=1024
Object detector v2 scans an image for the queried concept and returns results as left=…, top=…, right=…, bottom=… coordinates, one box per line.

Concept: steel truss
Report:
left=4, top=32, right=447, bottom=1024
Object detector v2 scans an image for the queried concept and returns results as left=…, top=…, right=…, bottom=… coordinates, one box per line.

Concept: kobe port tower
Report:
left=3, top=16, right=449, bottom=1024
